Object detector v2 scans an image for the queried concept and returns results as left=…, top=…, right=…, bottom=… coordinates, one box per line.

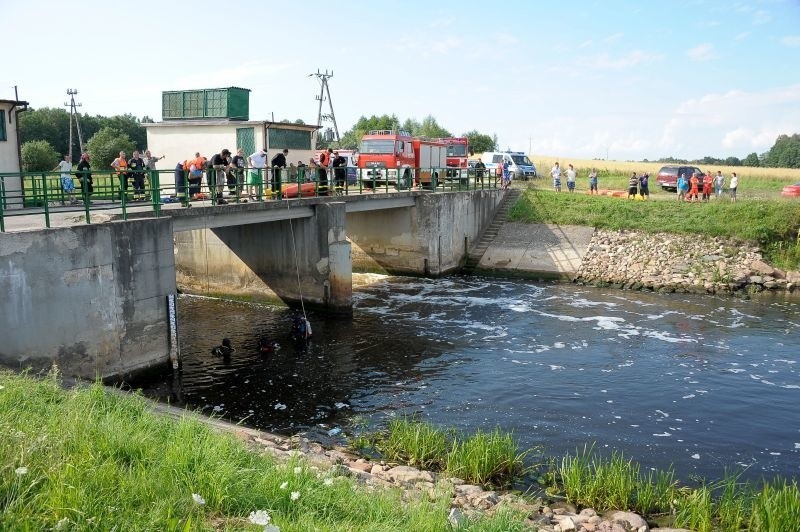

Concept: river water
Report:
left=131, top=275, right=799, bottom=482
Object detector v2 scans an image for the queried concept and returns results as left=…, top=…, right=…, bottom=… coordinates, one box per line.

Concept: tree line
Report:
left=645, top=133, right=800, bottom=168
left=18, top=107, right=150, bottom=172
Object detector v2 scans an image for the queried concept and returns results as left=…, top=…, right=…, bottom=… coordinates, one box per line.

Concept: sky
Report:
left=3, top=0, right=799, bottom=161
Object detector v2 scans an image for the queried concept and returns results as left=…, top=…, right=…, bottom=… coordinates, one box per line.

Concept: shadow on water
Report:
left=126, top=275, right=800, bottom=482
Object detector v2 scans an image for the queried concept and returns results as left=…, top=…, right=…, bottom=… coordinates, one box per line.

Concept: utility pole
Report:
left=309, top=69, right=340, bottom=146
left=64, top=89, right=84, bottom=160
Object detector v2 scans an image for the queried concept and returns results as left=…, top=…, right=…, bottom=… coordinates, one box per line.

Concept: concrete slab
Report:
left=478, top=223, right=594, bottom=279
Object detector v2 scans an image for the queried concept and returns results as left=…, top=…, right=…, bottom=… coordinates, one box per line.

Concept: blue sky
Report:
left=3, top=0, right=799, bottom=160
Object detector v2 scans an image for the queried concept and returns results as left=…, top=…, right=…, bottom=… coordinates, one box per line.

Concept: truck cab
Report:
left=358, top=130, right=415, bottom=188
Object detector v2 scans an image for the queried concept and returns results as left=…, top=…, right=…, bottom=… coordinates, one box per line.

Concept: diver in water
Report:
left=258, top=337, right=280, bottom=354
left=290, top=314, right=313, bottom=342
left=211, top=338, right=235, bottom=357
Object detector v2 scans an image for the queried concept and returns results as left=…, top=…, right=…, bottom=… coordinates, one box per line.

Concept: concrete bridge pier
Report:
left=174, top=201, right=352, bottom=315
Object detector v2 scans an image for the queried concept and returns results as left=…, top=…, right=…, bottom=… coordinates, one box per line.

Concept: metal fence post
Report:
left=42, top=173, right=51, bottom=228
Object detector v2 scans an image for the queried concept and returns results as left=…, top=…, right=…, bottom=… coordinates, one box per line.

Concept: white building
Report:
left=143, top=119, right=320, bottom=186
left=0, top=98, right=29, bottom=208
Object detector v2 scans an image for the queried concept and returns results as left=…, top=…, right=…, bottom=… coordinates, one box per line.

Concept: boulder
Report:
left=386, top=465, right=434, bottom=484
left=750, top=259, right=775, bottom=275
left=605, top=511, right=648, bottom=531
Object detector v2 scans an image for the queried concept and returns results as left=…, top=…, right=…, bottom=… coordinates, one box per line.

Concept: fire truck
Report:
left=439, top=137, right=470, bottom=185
left=358, top=130, right=447, bottom=189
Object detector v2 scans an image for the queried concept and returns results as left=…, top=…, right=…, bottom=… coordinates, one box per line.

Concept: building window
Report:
left=268, top=128, right=311, bottom=150
left=0, top=110, right=6, bottom=141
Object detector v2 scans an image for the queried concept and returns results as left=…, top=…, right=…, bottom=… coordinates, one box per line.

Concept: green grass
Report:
left=0, top=370, right=528, bottom=531
left=510, top=187, right=800, bottom=270
left=556, top=445, right=800, bottom=531
left=369, top=417, right=531, bottom=488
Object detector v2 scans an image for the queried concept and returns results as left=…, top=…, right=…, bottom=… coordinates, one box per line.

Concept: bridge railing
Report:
left=0, top=166, right=499, bottom=231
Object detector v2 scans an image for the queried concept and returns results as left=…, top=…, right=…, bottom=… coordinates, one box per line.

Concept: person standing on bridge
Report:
left=54, top=154, right=76, bottom=205
left=248, top=148, right=268, bottom=199
left=271, top=148, right=288, bottom=196
left=76, top=152, right=93, bottom=203
left=318, top=148, right=332, bottom=195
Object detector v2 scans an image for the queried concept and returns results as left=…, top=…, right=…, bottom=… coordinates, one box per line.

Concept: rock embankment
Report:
left=574, top=229, right=799, bottom=295
left=243, top=430, right=685, bottom=531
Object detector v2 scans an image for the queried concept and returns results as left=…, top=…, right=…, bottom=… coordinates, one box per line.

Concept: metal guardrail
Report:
left=0, top=166, right=498, bottom=232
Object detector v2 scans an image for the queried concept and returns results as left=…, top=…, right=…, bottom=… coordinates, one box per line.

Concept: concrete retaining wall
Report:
left=0, top=219, right=176, bottom=379
left=174, top=202, right=352, bottom=314
left=347, top=189, right=504, bottom=275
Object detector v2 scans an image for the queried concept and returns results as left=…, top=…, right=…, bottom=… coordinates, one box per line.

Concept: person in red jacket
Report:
left=702, top=171, right=713, bottom=202
left=688, top=172, right=700, bottom=203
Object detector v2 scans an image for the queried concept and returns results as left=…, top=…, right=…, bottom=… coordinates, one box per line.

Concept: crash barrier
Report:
left=0, top=166, right=499, bottom=231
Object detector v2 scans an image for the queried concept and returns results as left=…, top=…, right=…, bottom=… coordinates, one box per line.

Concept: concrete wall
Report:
left=347, top=189, right=504, bottom=275
left=174, top=202, right=352, bottom=314
left=0, top=219, right=176, bottom=379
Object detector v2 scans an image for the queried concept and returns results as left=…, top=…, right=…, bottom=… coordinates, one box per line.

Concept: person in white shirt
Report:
left=565, top=164, right=577, bottom=192
left=247, top=149, right=268, bottom=198
left=714, top=171, right=725, bottom=198
left=550, top=162, right=562, bottom=192
left=53, top=154, right=76, bottom=204
left=729, top=172, right=738, bottom=203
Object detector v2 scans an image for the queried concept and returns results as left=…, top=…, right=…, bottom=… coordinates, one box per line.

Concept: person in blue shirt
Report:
left=676, top=173, right=688, bottom=201
left=501, top=159, right=511, bottom=190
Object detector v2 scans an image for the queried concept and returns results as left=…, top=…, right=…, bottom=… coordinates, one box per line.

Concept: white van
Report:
left=482, top=151, right=537, bottom=180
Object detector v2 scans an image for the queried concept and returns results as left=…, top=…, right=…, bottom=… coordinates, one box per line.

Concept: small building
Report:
left=142, top=87, right=319, bottom=191
left=0, top=98, right=29, bottom=208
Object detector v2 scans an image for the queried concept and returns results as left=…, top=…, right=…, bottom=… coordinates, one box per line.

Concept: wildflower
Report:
left=279, top=481, right=288, bottom=490
left=54, top=517, right=69, bottom=530
left=192, top=493, right=206, bottom=505
left=15, top=466, right=28, bottom=475
left=290, top=491, right=300, bottom=501
left=293, top=466, right=302, bottom=475
left=248, top=510, right=271, bottom=525
left=323, top=478, right=334, bottom=486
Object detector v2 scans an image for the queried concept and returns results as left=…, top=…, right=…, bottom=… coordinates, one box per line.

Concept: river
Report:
left=130, top=275, right=799, bottom=482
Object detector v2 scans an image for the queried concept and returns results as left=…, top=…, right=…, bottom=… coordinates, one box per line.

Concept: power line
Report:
left=64, top=88, right=84, bottom=159
left=309, top=69, right=340, bottom=146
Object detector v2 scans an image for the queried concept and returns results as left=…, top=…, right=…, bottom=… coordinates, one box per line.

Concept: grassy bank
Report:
left=357, top=420, right=799, bottom=531
left=353, top=417, right=530, bottom=487
left=508, top=187, right=800, bottom=270
left=0, top=370, right=526, bottom=531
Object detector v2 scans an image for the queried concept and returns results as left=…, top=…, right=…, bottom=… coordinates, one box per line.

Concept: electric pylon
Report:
left=310, top=69, right=340, bottom=145
left=64, top=89, right=84, bottom=160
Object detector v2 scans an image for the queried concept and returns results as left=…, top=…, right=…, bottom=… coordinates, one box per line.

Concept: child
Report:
left=677, top=173, right=688, bottom=201
left=627, top=172, right=639, bottom=198
left=588, top=168, right=598, bottom=194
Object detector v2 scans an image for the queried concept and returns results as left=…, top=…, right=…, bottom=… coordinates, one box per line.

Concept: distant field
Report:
left=528, top=155, right=800, bottom=195
left=482, top=154, right=800, bottom=195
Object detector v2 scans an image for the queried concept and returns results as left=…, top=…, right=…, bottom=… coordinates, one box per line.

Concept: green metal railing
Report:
left=0, top=165, right=498, bottom=232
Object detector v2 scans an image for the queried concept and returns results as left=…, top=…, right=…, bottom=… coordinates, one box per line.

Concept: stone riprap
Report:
left=573, top=229, right=799, bottom=295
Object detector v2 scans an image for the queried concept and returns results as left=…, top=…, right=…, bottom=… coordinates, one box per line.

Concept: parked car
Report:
left=656, top=165, right=705, bottom=191
left=483, top=152, right=537, bottom=180
left=781, top=183, right=800, bottom=197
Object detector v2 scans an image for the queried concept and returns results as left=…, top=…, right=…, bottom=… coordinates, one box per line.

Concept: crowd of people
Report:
left=547, top=162, right=740, bottom=202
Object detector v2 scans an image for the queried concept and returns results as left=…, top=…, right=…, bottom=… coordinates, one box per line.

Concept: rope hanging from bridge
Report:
left=285, top=199, right=308, bottom=326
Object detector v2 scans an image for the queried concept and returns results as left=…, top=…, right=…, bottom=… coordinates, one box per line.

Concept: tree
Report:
left=742, top=152, right=760, bottom=166
left=417, top=115, right=451, bottom=138
left=98, top=114, right=146, bottom=150
left=86, top=127, right=135, bottom=170
left=724, top=156, right=741, bottom=167
left=461, top=130, right=497, bottom=154
left=21, top=140, right=59, bottom=172
left=763, top=133, right=800, bottom=168
left=19, top=107, right=71, bottom=156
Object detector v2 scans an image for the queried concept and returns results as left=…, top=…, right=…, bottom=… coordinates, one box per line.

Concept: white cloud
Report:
left=430, top=36, right=462, bottom=54
left=781, top=35, right=800, bottom=47
left=687, top=43, right=716, bottom=61
left=735, top=31, right=751, bottom=40
left=577, top=50, right=662, bottom=70
left=602, top=33, right=624, bottom=44
left=753, top=10, right=771, bottom=25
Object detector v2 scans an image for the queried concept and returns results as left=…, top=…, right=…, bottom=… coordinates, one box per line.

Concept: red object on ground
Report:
left=781, top=184, right=800, bottom=197
left=283, top=182, right=318, bottom=198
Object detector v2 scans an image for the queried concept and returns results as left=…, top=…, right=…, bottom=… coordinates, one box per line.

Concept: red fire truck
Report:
left=358, top=130, right=447, bottom=189
left=439, top=137, right=469, bottom=185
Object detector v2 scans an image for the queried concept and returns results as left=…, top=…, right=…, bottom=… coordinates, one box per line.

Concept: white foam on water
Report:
left=549, top=365, right=565, bottom=371
left=794, top=443, right=800, bottom=449
left=774, top=359, right=797, bottom=364
left=691, top=454, right=701, bottom=460
left=727, top=368, right=746, bottom=374
left=780, top=384, right=799, bottom=389
left=553, top=342, right=566, bottom=349
left=655, top=409, right=670, bottom=418
left=653, top=432, right=672, bottom=437
left=770, top=452, right=781, bottom=456
left=683, top=394, right=696, bottom=399
left=644, top=330, right=696, bottom=343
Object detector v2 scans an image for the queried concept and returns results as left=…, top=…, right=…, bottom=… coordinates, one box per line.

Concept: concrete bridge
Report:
left=0, top=189, right=505, bottom=380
